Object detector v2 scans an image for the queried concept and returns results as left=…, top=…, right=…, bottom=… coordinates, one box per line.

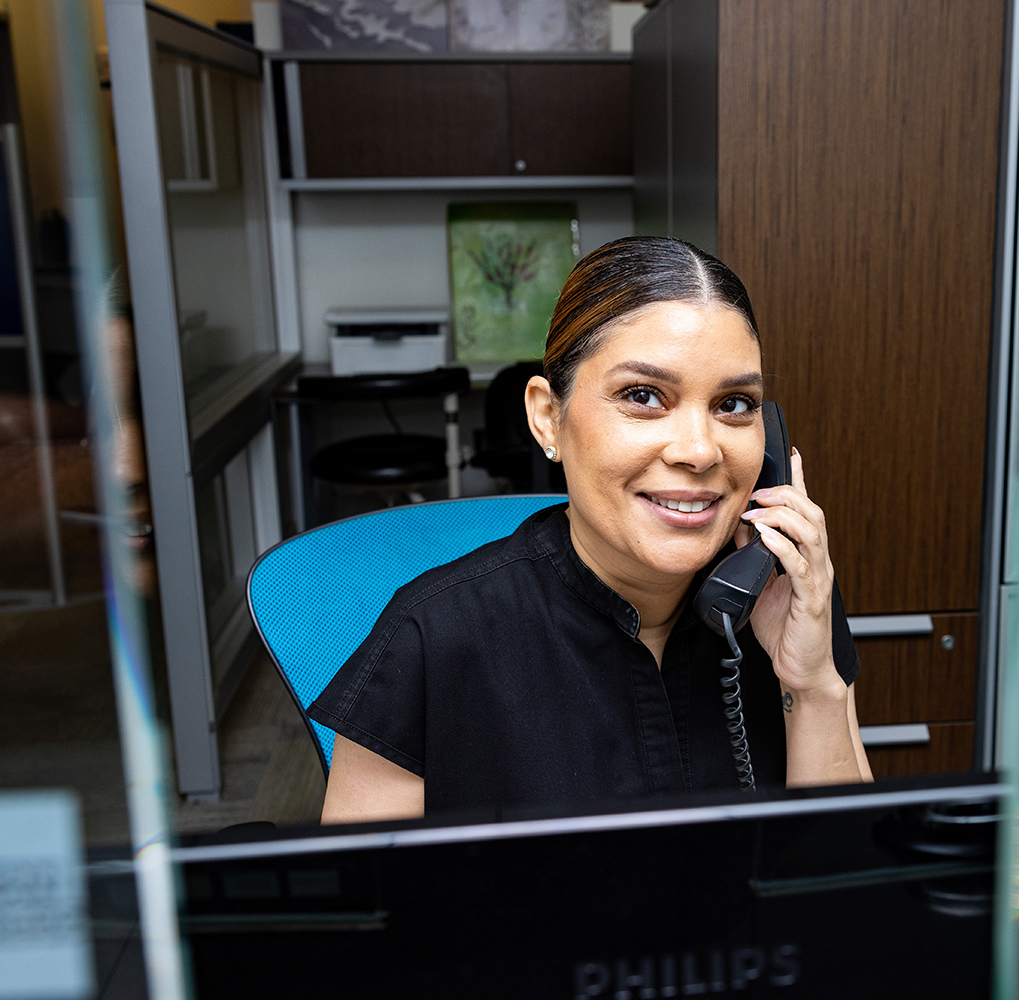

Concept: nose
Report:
left=660, top=405, right=722, bottom=473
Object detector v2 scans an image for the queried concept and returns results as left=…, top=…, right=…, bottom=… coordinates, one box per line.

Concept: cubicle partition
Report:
left=105, top=1, right=299, bottom=799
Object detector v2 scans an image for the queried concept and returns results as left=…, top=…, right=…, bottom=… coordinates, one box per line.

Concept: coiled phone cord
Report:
left=720, top=612, right=756, bottom=791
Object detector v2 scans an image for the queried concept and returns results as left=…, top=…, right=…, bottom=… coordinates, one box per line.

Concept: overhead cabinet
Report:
left=276, top=58, right=633, bottom=180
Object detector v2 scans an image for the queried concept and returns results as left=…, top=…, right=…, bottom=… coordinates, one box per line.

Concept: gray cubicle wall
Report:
left=106, top=0, right=299, bottom=798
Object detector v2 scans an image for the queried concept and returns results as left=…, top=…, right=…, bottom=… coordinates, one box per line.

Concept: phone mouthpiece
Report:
left=693, top=539, right=777, bottom=636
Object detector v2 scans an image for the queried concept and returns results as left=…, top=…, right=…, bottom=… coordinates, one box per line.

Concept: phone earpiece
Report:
left=693, top=401, right=791, bottom=635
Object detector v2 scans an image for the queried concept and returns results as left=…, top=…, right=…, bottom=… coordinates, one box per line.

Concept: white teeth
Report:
left=649, top=495, right=712, bottom=513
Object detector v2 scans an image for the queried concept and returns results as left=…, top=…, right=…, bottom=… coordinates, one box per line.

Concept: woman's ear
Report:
left=524, top=376, right=558, bottom=455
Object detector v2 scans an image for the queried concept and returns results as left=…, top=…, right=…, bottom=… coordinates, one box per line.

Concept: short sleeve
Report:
left=307, top=608, right=426, bottom=777
left=831, top=578, right=861, bottom=687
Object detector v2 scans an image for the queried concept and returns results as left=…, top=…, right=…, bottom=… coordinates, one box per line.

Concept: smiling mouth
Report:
left=644, top=494, right=716, bottom=513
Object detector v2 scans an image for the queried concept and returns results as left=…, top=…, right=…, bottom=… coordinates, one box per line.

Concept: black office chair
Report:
left=471, top=362, right=566, bottom=494
left=298, top=367, right=471, bottom=514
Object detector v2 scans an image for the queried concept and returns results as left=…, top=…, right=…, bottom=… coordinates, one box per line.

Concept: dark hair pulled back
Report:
left=543, top=237, right=759, bottom=401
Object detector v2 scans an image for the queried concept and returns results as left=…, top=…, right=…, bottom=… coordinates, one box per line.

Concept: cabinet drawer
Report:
left=865, top=722, right=973, bottom=779
left=851, top=613, right=978, bottom=725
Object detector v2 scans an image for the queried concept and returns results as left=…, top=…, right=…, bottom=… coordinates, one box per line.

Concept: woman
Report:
left=310, top=237, right=872, bottom=824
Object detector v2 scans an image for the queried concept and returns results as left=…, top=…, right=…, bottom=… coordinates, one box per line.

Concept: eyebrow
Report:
left=605, top=361, right=765, bottom=392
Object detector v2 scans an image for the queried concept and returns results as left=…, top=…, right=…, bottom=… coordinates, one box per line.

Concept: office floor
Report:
left=0, top=421, right=321, bottom=845
left=0, top=590, right=324, bottom=847
left=175, top=650, right=326, bottom=835
left=2, top=561, right=329, bottom=997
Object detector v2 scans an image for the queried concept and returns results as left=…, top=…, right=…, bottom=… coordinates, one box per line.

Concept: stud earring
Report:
left=544, top=445, right=558, bottom=461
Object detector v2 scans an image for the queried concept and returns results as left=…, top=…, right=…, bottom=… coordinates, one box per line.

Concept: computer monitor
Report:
left=176, top=774, right=1000, bottom=999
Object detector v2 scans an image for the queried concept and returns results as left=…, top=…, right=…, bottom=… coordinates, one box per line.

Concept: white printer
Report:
left=325, top=308, right=450, bottom=376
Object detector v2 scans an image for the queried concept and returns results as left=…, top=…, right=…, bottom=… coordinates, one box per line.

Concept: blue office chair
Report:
left=247, top=494, right=567, bottom=777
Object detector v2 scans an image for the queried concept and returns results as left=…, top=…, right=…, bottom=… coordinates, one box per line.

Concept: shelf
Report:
left=266, top=51, right=633, bottom=64
left=280, top=175, right=634, bottom=192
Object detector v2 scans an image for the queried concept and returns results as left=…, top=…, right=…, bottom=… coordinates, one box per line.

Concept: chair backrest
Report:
left=484, top=362, right=543, bottom=451
left=247, top=494, right=567, bottom=774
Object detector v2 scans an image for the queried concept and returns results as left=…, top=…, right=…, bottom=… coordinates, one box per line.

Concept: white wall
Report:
left=292, top=188, right=635, bottom=362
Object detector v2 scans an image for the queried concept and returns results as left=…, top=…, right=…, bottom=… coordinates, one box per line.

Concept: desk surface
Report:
left=275, top=363, right=513, bottom=400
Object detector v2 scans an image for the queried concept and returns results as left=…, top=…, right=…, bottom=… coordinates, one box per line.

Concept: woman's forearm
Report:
left=782, top=670, right=866, bottom=787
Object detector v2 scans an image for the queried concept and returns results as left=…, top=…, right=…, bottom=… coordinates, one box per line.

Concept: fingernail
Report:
left=758, top=522, right=780, bottom=536
left=750, top=488, right=771, bottom=500
left=741, top=509, right=761, bottom=520
left=791, top=446, right=800, bottom=457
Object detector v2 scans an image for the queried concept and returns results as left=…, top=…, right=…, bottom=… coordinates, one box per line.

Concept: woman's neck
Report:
left=566, top=512, right=694, bottom=669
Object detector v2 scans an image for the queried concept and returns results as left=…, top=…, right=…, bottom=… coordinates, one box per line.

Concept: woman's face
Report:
left=551, top=300, right=766, bottom=592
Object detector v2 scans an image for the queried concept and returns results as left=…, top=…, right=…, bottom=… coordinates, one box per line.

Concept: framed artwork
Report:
left=281, top=0, right=448, bottom=53
left=447, top=202, right=580, bottom=366
left=448, top=0, right=609, bottom=52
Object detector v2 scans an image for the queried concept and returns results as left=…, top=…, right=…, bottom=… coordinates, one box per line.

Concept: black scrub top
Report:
left=308, top=504, right=861, bottom=814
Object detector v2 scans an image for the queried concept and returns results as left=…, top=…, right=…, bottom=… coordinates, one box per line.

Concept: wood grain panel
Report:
left=716, top=0, right=1004, bottom=613
left=507, top=63, right=633, bottom=175
left=852, top=613, right=979, bottom=725
left=299, top=62, right=510, bottom=178
left=867, top=722, right=974, bottom=779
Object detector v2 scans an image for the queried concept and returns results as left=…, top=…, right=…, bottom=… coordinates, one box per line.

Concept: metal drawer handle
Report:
left=848, top=614, right=934, bottom=637
left=859, top=723, right=931, bottom=746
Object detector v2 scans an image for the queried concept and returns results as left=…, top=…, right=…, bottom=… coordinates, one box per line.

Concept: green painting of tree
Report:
left=467, top=236, right=539, bottom=310
left=448, top=202, right=579, bottom=365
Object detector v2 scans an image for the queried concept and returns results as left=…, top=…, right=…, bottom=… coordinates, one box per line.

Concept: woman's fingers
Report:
left=741, top=496, right=833, bottom=584
left=790, top=446, right=806, bottom=495
left=750, top=482, right=822, bottom=530
left=755, top=522, right=810, bottom=578
left=741, top=448, right=832, bottom=587
left=743, top=499, right=824, bottom=546
left=744, top=489, right=829, bottom=555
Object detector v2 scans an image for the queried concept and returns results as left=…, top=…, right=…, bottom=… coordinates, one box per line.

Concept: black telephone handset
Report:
left=693, top=400, right=792, bottom=636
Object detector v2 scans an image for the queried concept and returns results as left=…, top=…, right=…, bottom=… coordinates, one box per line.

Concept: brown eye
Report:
left=717, top=396, right=751, bottom=414
left=626, top=387, right=664, bottom=408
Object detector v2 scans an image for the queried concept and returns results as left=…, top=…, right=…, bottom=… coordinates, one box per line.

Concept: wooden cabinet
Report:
left=634, top=0, right=1006, bottom=776
left=853, top=616, right=980, bottom=727
left=278, top=57, right=632, bottom=180
left=865, top=724, right=975, bottom=780
left=853, top=615, right=979, bottom=775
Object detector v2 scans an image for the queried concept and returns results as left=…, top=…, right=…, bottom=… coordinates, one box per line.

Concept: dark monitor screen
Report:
left=176, top=774, right=1000, bottom=999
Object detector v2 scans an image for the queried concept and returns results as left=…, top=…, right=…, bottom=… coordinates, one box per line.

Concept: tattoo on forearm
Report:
left=782, top=690, right=794, bottom=713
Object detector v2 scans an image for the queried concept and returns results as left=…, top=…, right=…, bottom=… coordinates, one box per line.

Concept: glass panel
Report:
left=154, top=52, right=276, bottom=429
left=3, top=0, right=188, bottom=996
left=195, top=475, right=232, bottom=619
left=195, top=447, right=257, bottom=648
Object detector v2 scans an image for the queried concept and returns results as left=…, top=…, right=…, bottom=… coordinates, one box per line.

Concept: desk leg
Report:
left=285, top=400, right=307, bottom=534
left=445, top=392, right=461, bottom=499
